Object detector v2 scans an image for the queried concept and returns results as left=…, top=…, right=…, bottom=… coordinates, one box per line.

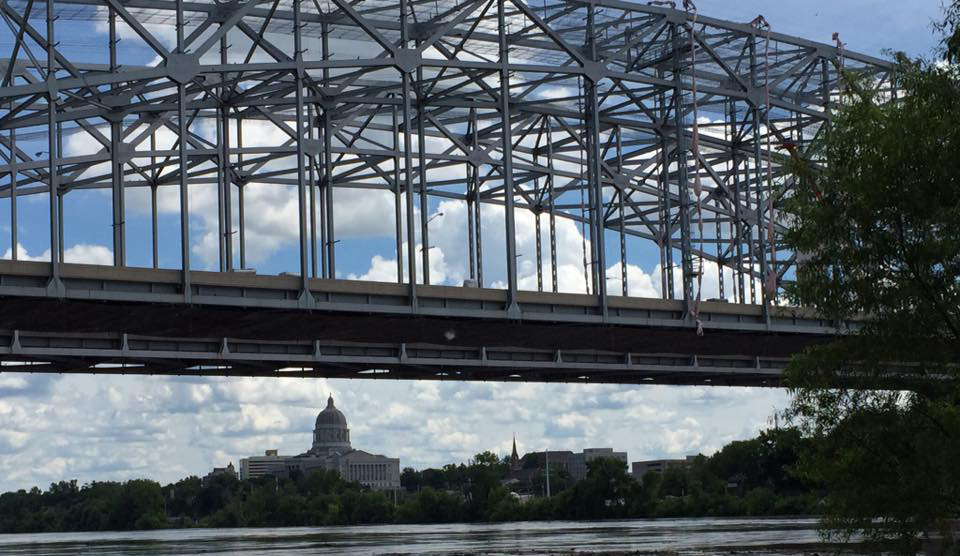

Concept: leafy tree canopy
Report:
left=783, top=3, right=960, bottom=552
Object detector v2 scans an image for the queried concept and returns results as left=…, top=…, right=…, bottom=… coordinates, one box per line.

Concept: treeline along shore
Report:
left=0, top=428, right=820, bottom=532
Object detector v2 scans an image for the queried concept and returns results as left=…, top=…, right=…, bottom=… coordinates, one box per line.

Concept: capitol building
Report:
left=239, top=395, right=400, bottom=491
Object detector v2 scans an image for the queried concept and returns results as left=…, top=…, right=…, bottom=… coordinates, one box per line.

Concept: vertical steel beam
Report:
left=176, top=0, right=190, bottom=300
left=321, top=21, right=335, bottom=278
left=237, top=117, right=246, bottom=271
left=321, top=106, right=335, bottom=278
left=471, top=108, right=483, bottom=287
left=416, top=47, right=430, bottom=285
left=749, top=37, right=769, bottom=314
left=535, top=209, right=542, bottom=292
left=617, top=124, right=627, bottom=297
left=716, top=208, right=724, bottom=300
left=150, top=132, right=158, bottom=269
left=585, top=5, right=607, bottom=313
left=729, top=98, right=745, bottom=304
left=466, top=110, right=476, bottom=282
left=547, top=116, right=557, bottom=293
left=318, top=23, right=328, bottom=278
left=534, top=122, right=542, bottom=292
left=57, top=187, right=63, bottom=262
left=317, top=123, right=327, bottom=276
left=294, top=0, right=310, bottom=296
left=400, top=0, right=418, bottom=306
left=109, top=7, right=125, bottom=267
left=238, top=183, right=246, bottom=270
left=46, top=0, right=61, bottom=289
left=215, top=107, right=226, bottom=272
left=151, top=183, right=158, bottom=268
left=657, top=67, right=673, bottom=300
left=392, top=101, right=403, bottom=283
left=308, top=103, right=318, bottom=278
left=8, top=111, right=16, bottom=260
left=219, top=35, right=232, bottom=272
left=497, top=0, right=519, bottom=315
left=670, top=24, right=693, bottom=308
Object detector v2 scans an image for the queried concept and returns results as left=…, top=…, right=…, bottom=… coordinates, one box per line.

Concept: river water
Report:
left=0, top=517, right=849, bottom=556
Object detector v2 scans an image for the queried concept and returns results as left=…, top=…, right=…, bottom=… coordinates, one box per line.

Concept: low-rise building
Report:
left=239, top=450, right=294, bottom=480
left=203, top=462, right=237, bottom=484
left=519, top=448, right=628, bottom=482
left=567, top=448, right=628, bottom=481
left=520, top=450, right=575, bottom=474
left=631, top=456, right=697, bottom=479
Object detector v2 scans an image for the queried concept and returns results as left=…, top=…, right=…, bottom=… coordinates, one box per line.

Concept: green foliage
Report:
left=0, top=479, right=165, bottom=533
left=782, top=9, right=960, bottom=551
left=936, top=2, right=960, bottom=64
left=556, top=458, right=637, bottom=519
left=709, top=428, right=810, bottom=494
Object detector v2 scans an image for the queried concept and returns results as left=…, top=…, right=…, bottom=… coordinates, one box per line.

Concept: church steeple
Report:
left=510, top=434, right=521, bottom=472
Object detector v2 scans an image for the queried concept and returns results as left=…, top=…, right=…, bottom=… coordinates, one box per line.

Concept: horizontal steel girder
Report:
left=0, top=261, right=832, bottom=386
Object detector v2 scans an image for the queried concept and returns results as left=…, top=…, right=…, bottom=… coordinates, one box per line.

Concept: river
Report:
left=0, top=517, right=852, bottom=556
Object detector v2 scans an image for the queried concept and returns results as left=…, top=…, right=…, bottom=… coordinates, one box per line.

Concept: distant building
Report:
left=203, top=462, right=237, bottom=484
left=567, top=448, right=628, bottom=481
left=239, top=450, right=293, bottom=480
left=519, top=450, right=573, bottom=470
left=239, top=395, right=400, bottom=490
left=631, top=456, right=697, bottom=479
left=529, top=450, right=576, bottom=475
left=510, top=435, right=521, bottom=473
left=519, top=448, right=627, bottom=482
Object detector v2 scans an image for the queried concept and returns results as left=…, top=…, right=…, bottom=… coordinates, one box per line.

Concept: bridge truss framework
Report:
left=0, top=0, right=892, bottom=384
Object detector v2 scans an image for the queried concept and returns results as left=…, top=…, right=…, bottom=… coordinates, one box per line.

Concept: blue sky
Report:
left=0, top=1, right=949, bottom=492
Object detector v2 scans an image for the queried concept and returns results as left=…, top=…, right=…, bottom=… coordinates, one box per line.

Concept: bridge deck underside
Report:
left=0, top=262, right=829, bottom=386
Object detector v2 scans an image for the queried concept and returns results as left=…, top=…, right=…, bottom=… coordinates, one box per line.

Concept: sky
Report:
left=0, top=1, right=949, bottom=492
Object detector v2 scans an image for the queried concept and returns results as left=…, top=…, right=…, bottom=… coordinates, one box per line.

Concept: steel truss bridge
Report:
left=0, top=0, right=892, bottom=386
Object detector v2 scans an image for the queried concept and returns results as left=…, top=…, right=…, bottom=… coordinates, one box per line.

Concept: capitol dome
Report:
left=316, top=395, right=348, bottom=427
left=311, top=394, right=351, bottom=454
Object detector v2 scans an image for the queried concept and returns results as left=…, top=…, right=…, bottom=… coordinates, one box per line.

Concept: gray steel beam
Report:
left=498, top=0, right=520, bottom=316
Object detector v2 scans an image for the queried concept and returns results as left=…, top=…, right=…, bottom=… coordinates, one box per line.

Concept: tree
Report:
left=783, top=5, right=960, bottom=552
left=937, top=2, right=960, bottom=64
left=108, top=479, right=164, bottom=530
left=399, top=467, right=420, bottom=492
left=561, top=457, right=637, bottom=519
